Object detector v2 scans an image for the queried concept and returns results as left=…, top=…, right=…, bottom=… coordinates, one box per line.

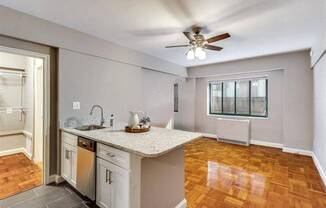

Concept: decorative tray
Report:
left=125, top=126, right=150, bottom=133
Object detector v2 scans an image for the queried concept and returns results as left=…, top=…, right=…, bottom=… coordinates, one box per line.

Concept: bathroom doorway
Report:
left=0, top=46, right=50, bottom=199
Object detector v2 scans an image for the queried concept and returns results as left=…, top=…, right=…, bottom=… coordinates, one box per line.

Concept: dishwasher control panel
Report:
left=78, top=137, right=96, bottom=152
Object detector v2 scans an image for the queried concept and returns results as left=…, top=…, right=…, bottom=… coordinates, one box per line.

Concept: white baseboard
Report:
left=198, top=133, right=284, bottom=149
left=197, top=132, right=217, bottom=139
left=250, top=140, right=283, bottom=149
left=312, top=153, right=326, bottom=187
left=48, top=175, right=56, bottom=184
left=175, top=199, right=187, bottom=208
left=23, top=149, right=32, bottom=160
left=198, top=134, right=314, bottom=157
left=0, top=147, right=32, bottom=159
left=48, top=174, right=65, bottom=184
left=56, top=175, right=65, bottom=184
left=0, top=148, right=24, bottom=157
left=282, top=147, right=313, bottom=156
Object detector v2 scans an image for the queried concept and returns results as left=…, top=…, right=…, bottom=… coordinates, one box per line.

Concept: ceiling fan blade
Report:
left=206, top=33, right=231, bottom=43
left=204, top=44, right=223, bottom=51
left=183, top=32, right=195, bottom=41
left=165, top=45, right=189, bottom=48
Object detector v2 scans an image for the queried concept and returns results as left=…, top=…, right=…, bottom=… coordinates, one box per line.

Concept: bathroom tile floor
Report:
left=0, top=153, right=42, bottom=200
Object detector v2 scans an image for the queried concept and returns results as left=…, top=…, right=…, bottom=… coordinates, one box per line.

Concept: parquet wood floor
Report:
left=0, top=153, right=43, bottom=200
left=185, top=138, right=326, bottom=208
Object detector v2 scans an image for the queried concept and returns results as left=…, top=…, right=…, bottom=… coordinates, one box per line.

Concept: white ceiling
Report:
left=0, top=0, right=323, bottom=67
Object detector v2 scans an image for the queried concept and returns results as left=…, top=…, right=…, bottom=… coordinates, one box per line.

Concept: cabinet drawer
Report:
left=62, top=131, right=78, bottom=147
left=97, top=143, right=130, bottom=170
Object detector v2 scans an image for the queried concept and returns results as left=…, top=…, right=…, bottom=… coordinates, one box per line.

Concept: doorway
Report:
left=0, top=46, right=50, bottom=199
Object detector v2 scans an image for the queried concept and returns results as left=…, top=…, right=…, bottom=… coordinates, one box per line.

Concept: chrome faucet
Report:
left=90, top=105, right=105, bottom=126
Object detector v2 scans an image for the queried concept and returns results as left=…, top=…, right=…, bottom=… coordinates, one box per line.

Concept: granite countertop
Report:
left=61, top=127, right=202, bottom=158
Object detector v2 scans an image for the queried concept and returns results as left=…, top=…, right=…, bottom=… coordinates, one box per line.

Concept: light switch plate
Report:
left=73, top=102, right=80, bottom=110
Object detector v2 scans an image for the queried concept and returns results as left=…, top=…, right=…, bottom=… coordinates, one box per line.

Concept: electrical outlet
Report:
left=73, top=102, right=80, bottom=110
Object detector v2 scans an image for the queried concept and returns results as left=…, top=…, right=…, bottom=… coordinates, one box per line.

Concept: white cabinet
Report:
left=61, top=143, right=71, bottom=181
left=70, top=147, right=77, bottom=186
left=61, top=132, right=77, bottom=187
left=96, top=158, right=111, bottom=208
left=96, top=158, right=130, bottom=208
left=61, top=135, right=139, bottom=208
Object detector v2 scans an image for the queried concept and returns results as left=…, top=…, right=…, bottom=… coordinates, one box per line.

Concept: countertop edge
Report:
left=60, top=128, right=202, bottom=158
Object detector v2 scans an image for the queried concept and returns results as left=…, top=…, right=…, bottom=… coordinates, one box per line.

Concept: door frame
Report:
left=0, top=45, right=51, bottom=184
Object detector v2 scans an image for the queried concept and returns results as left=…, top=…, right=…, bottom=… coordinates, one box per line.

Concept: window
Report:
left=251, top=79, right=267, bottom=116
left=236, top=80, right=250, bottom=115
left=223, top=81, right=235, bottom=114
left=209, top=78, right=268, bottom=117
left=209, top=83, right=222, bottom=113
left=174, top=83, right=178, bottom=112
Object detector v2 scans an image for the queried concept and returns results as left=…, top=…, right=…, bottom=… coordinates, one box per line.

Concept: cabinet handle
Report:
left=108, top=170, right=113, bottom=184
left=106, top=170, right=113, bottom=184
left=106, top=153, right=115, bottom=158
left=65, top=150, right=70, bottom=159
left=105, top=169, right=109, bottom=183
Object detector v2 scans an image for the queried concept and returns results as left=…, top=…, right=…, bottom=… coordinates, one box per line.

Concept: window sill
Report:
left=207, top=114, right=269, bottom=120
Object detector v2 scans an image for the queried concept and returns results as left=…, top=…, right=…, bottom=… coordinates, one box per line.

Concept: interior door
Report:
left=33, top=60, right=44, bottom=164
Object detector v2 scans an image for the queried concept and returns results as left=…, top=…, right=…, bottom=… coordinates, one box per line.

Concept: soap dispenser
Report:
left=109, top=114, right=114, bottom=128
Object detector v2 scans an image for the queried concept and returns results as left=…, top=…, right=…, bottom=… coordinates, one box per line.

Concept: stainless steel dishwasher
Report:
left=76, top=137, right=96, bottom=200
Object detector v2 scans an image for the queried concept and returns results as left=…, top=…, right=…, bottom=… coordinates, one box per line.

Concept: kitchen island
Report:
left=60, top=127, right=201, bottom=208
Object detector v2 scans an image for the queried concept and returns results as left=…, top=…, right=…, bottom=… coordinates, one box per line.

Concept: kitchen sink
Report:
left=75, top=124, right=106, bottom=131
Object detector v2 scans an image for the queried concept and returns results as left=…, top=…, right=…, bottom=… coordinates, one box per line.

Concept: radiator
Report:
left=216, top=118, right=250, bottom=146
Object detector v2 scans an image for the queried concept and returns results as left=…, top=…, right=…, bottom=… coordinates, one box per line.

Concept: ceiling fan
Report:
left=165, top=26, right=231, bottom=60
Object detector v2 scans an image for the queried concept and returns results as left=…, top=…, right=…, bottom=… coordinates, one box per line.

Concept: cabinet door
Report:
left=70, top=148, right=77, bottom=187
left=97, top=158, right=112, bottom=208
left=96, top=158, right=130, bottom=208
left=110, top=162, right=129, bottom=208
left=61, top=143, right=72, bottom=182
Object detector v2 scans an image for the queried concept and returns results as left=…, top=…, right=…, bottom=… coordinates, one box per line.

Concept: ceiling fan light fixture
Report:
left=194, top=47, right=203, bottom=57
left=166, top=27, right=230, bottom=61
left=195, top=47, right=206, bottom=60
left=198, top=50, right=206, bottom=60
left=186, top=49, right=195, bottom=60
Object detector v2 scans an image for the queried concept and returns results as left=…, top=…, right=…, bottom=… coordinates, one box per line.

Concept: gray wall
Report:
left=194, top=70, right=284, bottom=144
left=0, top=134, right=26, bottom=152
left=141, top=148, right=184, bottom=208
left=0, top=5, right=186, bottom=175
left=310, top=0, right=326, bottom=66
left=174, top=78, right=196, bottom=131
left=313, top=54, right=326, bottom=181
left=186, top=50, right=313, bottom=150
left=59, top=49, right=178, bottom=127
left=312, top=1, right=326, bottom=182
left=0, top=5, right=186, bottom=77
